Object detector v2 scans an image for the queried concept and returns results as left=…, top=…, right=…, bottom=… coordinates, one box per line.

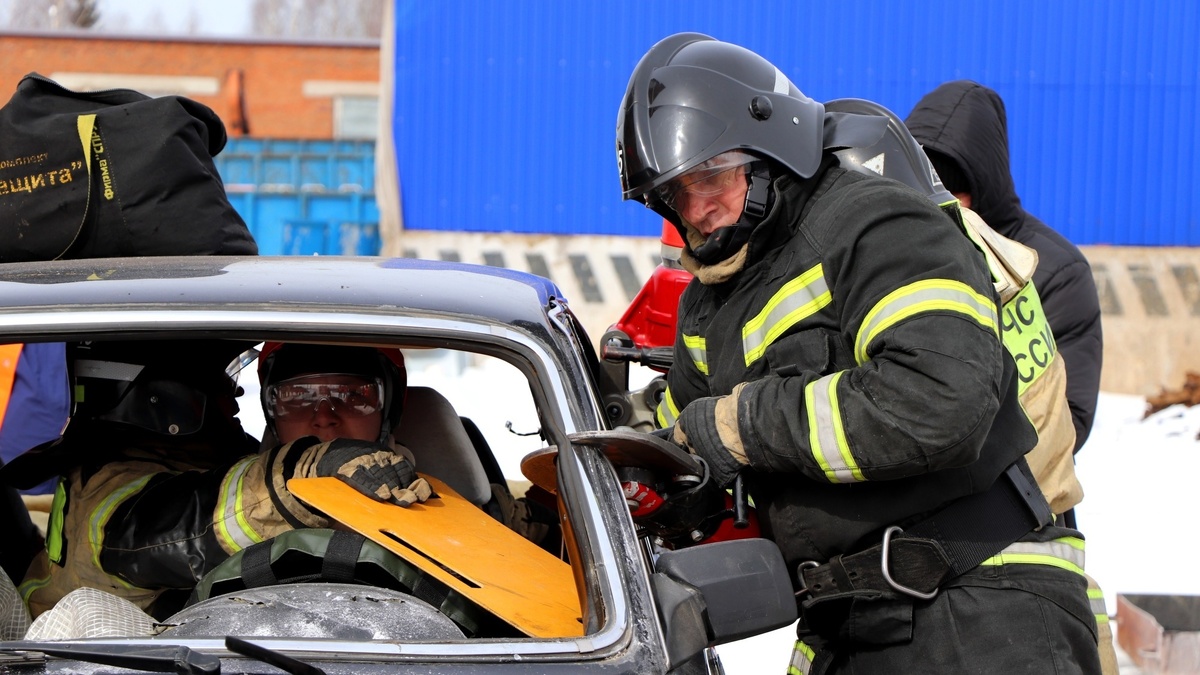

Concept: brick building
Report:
left=0, top=31, right=381, bottom=139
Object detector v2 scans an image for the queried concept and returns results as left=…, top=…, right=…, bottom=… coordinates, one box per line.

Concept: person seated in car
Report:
left=256, top=343, right=558, bottom=552
left=13, top=341, right=429, bottom=621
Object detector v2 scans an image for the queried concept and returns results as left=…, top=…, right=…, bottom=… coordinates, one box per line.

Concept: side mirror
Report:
left=651, top=538, right=797, bottom=667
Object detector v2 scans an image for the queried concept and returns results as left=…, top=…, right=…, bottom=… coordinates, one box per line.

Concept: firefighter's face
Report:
left=273, top=374, right=384, bottom=444
left=675, top=167, right=748, bottom=237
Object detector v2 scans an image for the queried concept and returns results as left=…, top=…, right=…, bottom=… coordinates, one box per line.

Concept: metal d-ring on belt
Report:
left=796, top=460, right=1053, bottom=603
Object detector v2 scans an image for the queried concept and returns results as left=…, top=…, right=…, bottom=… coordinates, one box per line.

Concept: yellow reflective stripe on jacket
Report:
left=978, top=536, right=1086, bottom=575
left=742, top=264, right=832, bottom=366
left=656, top=386, right=681, bottom=428
left=682, top=334, right=708, bottom=376
left=89, top=474, right=154, bottom=580
left=788, top=639, right=817, bottom=675
left=855, top=279, right=999, bottom=365
left=805, top=371, right=863, bottom=483
left=1000, top=281, right=1057, bottom=396
left=216, top=455, right=266, bottom=552
left=1089, top=587, right=1110, bottom=624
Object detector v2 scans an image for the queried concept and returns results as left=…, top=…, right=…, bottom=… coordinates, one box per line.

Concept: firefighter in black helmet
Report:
left=618, top=34, right=1101, bottom=673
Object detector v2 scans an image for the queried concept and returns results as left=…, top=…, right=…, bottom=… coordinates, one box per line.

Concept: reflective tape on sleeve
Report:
left=656, top=386, right=681, bottom=429
left=1000, top=281, right=1057, bottom=395
left=89, top=474, right=154, bottom=585
left=855, top=279, right=999, bottom=365
left=804, top=371, right=864, bottom=483
left=216, top=456, right=266, bottom=552
left=681, top=333, right=708, bottom=376
left=742, top=264, right=831, bottom=367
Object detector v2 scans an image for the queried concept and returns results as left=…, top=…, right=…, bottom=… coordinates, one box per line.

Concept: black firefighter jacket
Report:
left=657, top=166, right=1038, bottom=573
left=906, top=80, right=1103, bottom=451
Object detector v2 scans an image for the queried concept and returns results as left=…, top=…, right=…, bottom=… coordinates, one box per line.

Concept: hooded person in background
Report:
left=906, top=81, right=1103, bottom=453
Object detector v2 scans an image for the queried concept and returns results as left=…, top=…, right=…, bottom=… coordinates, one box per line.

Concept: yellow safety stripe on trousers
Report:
left=656, top=386, right=681, bottom=429
left=742, top=264, right=832, bottom=367
left=216, top=455, right=267, bottom=552
left=1088, top=587, right=1110, bottom=625
left=788, top=639, right=817, bottom=675
left=89, top=474, right=154, bottom=585
left=805, top=371, right=864, bottom=483
left=17, top=574, right=51, bottom=605
left=681, top=333, right=708, bottom=376
left=978, top=536, right=1086, bottom=576
left=854, top=279, right=999, bottom=365
left=1000, top=281, right=1057, bottom=396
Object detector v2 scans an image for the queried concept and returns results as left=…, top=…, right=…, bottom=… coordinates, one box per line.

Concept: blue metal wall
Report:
left=216, top=139, right=380, bottom=255
left=391, top=0, right=1198, bottom=245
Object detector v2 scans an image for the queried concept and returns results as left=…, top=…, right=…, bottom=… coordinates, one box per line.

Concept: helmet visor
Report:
left=652, top=150, right=756, bottom=213
left=267, top=374, right=383, bottom=419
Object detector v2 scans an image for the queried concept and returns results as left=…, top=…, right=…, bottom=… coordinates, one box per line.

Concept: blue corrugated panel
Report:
left=283, top=220, right=380, bottom=256
left=214, top=139, right=380, bottom=255
left=391, top=0, right=1199, bottom=245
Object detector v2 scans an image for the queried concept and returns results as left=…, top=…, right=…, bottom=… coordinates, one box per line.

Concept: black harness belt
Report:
left=798, top=460, right=1052, bottom=602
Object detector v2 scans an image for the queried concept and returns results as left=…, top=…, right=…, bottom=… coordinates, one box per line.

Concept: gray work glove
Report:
left=291, top=437, right=433, bottom=507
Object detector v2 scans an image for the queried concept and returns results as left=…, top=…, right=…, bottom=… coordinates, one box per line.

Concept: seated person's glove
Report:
left=672, top=383, right=751, bottom=489
left=287, top=437, right=433, bottom=507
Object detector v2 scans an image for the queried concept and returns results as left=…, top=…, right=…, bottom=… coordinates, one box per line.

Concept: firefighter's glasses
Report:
left=267, top=374, right=384, bottom=419
left=653, top=150, right=754, bottom=212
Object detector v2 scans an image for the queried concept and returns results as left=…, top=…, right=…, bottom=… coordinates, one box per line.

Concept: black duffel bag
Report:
left=0, top=72, right=257, bottom=262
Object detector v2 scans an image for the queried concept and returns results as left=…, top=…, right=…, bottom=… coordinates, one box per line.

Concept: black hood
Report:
left=905, top=81, right=1024, bottom=236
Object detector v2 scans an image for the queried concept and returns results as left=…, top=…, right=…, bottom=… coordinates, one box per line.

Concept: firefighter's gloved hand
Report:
left=296, top=438, right=433, bottom=507
left=675, top=384, right=750, bottom=488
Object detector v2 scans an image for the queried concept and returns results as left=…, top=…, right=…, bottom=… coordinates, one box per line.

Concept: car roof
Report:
left=0, top=256, right=568, bottom=329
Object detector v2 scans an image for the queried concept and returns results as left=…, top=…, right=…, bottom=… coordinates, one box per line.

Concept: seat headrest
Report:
left=394, top=387, right=492, bottom=506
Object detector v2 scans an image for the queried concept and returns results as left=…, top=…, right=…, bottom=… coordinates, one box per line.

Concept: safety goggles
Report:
left=653, top=150, right=755, bottom=212
left=267, top=373, right=384, bottom=419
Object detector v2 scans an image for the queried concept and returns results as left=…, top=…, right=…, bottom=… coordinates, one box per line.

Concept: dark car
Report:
left=0, top=256, right=794, bottom=674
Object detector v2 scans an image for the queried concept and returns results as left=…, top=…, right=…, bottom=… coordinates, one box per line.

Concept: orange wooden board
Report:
left=288, top=475, right=582, bottom=638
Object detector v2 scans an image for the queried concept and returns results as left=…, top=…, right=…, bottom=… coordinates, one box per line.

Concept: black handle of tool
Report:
left=732, top=472, right=749, bottom=529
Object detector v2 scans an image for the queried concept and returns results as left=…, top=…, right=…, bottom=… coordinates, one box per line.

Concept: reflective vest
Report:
left=954, top=205, right=1082, bottom=515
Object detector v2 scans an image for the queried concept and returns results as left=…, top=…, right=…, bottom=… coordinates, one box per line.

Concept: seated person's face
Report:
left=269, top=373, right=385, bottom=444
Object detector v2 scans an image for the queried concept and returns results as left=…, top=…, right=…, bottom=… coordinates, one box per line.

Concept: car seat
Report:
left=395, top=387, right=492, bottom=507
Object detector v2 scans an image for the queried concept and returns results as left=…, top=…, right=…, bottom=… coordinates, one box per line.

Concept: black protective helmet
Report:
left=617, top=33, right=826, bottom=223
left=826, top=98, right=956, bottom=206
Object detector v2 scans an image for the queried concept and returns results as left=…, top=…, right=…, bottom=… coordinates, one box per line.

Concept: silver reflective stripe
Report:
left=1089, top=587, right=1110, bottom=624
left=216, top=456, right=264, bottom=552
left=855, top=279, right=999, bottom=365
left=656, top=387, right=680, bottom=428
left=742, top=264, right=831, bottom=366
left=804, top=371, right=863, bottom=483
left=682, top=334, right=708, bottom=375
left=979, top=537, right=1086, bottom=575
left=788, top=639, right=816, bottom=675
left=74, top=359, right=144, bottom=382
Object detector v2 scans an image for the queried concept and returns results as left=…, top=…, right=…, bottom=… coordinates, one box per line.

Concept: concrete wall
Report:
left=392, top=232, right=1189, bottom=397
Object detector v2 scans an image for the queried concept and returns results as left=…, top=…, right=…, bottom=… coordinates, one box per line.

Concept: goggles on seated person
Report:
left=267, top=373, right=384, bottom=419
